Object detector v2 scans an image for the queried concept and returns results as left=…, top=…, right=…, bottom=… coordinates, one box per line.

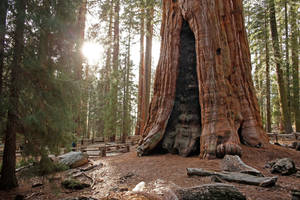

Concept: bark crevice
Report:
left=161, top=20, right=201, bottom=157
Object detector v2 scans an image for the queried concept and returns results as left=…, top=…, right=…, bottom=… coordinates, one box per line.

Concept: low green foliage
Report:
left=16, top=158, right=36, bottom=169
left=61, top=179, right=90, bottom=190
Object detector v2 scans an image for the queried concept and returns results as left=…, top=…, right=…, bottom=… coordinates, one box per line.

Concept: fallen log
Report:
left=80, top=163, right=103, bottom=172
left=16, top=163, right=33, bottom=172
left=187, top=168, right=277, bottom=187
left=173, top=183, right=246, bottom=200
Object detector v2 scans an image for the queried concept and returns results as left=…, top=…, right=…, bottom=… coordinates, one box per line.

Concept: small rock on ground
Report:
left=266, top=158, right=296, bottom=175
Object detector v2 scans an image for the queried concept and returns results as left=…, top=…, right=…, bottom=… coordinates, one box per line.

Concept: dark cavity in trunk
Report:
left=162, top=20, right=202, bottom=157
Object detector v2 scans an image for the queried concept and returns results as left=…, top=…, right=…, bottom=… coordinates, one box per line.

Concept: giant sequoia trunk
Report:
left=137, top=0, right=269, bottom=159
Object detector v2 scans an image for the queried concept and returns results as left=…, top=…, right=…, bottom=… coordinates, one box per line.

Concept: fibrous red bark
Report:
left=137, top=0, right=269, bottom=159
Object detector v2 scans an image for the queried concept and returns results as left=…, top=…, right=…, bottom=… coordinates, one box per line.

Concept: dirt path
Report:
left=0, top=144, right=299, bottom=200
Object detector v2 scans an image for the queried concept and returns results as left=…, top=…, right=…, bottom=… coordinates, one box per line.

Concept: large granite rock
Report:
left=266, top=158, right=296, bottom=175
left=58, top=152, right=88, bottom=168
left=221, top=155, right=263, bottom=177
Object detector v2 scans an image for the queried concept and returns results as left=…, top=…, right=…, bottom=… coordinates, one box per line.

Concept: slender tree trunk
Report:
left=0, top=0, right=8, bottom=96
left=284, top=0, right=291, bottom=115
left=265, top=10, right=271, bottom=133
left=122, top=23, right=132, bottom=143
left=122, top=58, right=126, bottom=142
left=290, top=0, right=299, bottom=132
left=104, top=0, right=113, bottom=94
left=142, top=0, right=154, bottom=128
left=102, top=0, right=113, bottom=139
left=135, top=1, right=145, bottom=136
left=0, top=0, right=26, bottom=190
left=38, top=0, right=50, bottom=69
left=75, top=0, right=87, bottom=137
left=138, top=0, right=268, bottom=158
left=110, top=0, right=120, bottom=141
left=269, top=0, right=293, bottom=134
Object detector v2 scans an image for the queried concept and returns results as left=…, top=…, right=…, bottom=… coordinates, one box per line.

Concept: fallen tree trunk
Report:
left=173, top=183, right=246, bottom=200
left=187, top=168, right=277, bottom=187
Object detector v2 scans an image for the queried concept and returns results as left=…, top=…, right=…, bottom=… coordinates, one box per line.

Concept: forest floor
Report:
left=0, top=144, right=299, bottom=200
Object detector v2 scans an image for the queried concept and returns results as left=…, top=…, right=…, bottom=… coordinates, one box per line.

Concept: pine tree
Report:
left=0, top=0, right=8, bottom=96
left=290, top=0, right=299, bottom=131
left=269, top=0, right=293, bottom=134
left=136, top=0, right=145, bottom=136
left=0, top=0, right=26, bottom=190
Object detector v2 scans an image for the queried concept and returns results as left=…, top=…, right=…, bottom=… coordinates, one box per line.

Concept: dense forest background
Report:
left=0, top=0, right=299, bottom=160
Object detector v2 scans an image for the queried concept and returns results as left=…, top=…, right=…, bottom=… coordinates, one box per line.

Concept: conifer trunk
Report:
left=142, top=0, right=154, bottom=129
left=290, top=0, right=299, bottom=132
left=0, top=0, right=8, bottom=95
left=265, top=10, right=271, bottom=133
left=137, top=0, right=268, bottom=159
left=269, top=0, right=293, bottom=134
left=122, top=21, right=132, bottom=143
left=284, top=0, right=291, bottom=115
left=135, top=2, right=145, bottom=136
left=75, top=0, right=87, bottom=137
left=110, top=0, right=120, bottom=141
left=104, top=0, right=113, bottom=93
left=0, top=0, right=26, bottom=190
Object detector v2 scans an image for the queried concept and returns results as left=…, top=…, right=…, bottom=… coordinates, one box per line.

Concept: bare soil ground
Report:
left=0, top=144, right=299, bottom=200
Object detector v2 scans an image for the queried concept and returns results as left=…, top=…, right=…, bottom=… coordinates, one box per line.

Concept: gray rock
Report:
left=174, top=183, right=246, bottom=200
left=296, top=143, right=300, bottom=151
left=58, top=151, right=88, bottom=168
left=221, top=155, right=263, bottom=177
left=267, top=158, right=296, bottom=175
left=296, top=171, right=300, bottom=178
left=290, top=142, right=300, bottom=151
left=292, top=190, right=300, bottom=200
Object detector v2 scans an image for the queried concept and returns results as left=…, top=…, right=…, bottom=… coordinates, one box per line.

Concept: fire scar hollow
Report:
left=137, top=0, right=269, bottom=159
